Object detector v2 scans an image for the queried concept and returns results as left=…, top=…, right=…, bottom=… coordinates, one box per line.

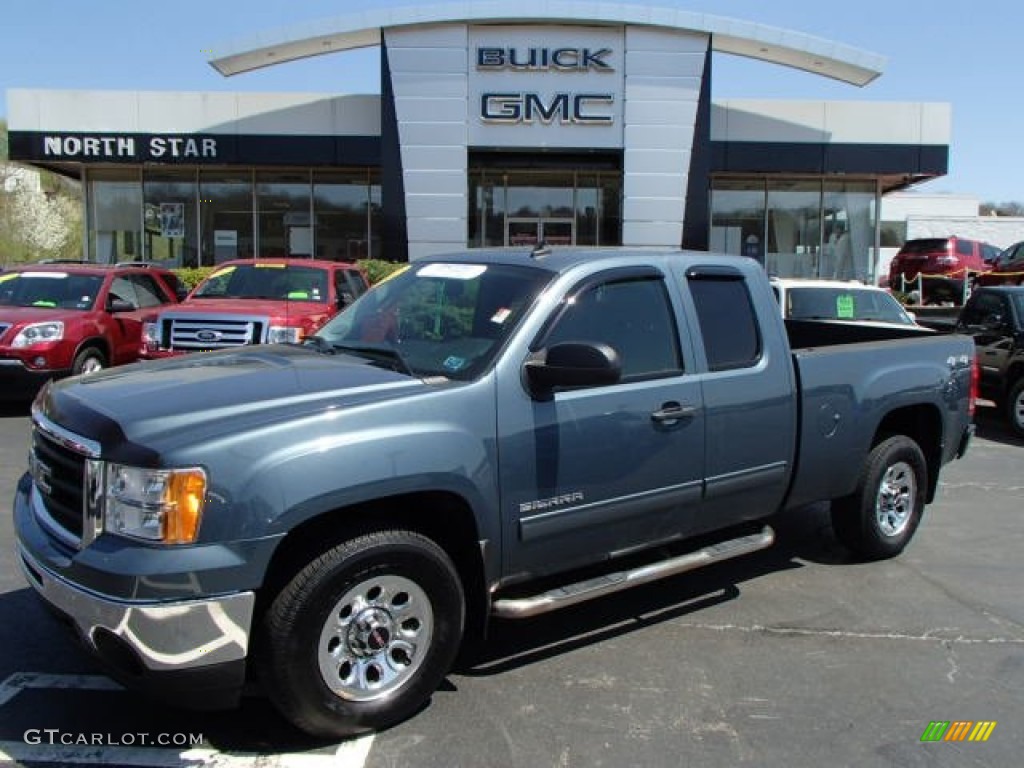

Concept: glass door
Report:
left=507, top=218, right=540, bottom=247
left=540, top=218, right=574, bottom=246
left=506, top=218, right=576, bottom=247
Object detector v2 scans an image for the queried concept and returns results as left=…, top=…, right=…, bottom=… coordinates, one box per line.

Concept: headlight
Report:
left=11, top=321, right=64, bottom=348
left=104, top=464, right=207, bottom=544
left=142, top=321, right=159, bottom=346
left=268, top=325, right=302, bottom=344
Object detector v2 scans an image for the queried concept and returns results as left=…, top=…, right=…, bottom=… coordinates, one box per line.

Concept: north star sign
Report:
left=41, top=134, right=219, bottom=160
left=476, top=45, right=616, bottom=126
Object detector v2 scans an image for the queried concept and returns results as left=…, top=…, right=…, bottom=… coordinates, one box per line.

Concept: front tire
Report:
left=830, top=436, right=927, bottom=560
left=257, top=530, right=465, bottom=739
left=71, top=347, right=106, bottom=375
left=1006, top=379, right=1024, bottom=438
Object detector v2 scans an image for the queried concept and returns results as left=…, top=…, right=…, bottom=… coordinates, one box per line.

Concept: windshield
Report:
left=313, top=261, right=552, bottom=380
left=0, top=271, right=103, bottom=310
left=192, top=263, right=329, bottom=302
left=786, top=287, right=913, bottom=325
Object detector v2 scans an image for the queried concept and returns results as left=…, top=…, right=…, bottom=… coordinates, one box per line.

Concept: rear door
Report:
left=676, top=265, right=798, bottom=534
left=496, top=266, right=706, bottom=576
left=105, top=273, right=173, bottom=363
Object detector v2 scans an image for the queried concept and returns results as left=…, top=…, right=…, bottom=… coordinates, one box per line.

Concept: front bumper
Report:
left=0, top=358, right=66, bottom=400
left=18, top=541, right=254, bottom=707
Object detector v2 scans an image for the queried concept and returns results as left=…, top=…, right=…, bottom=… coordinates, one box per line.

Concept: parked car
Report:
left=975, top=240, right=1024, bottom=287
left=17, top=248, right=974, bottom=737
left=954, top=285, right=1024, bottom=436
left=770, top=278, right=922, bottom=329
left=0, top=262, right=182, bottom=399
left=888, top=236, right=1001, bottom=305
left=140, top=258, right=369, bottom=359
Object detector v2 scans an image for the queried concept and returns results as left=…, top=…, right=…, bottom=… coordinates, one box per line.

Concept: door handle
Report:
left=651, top=402, right=697, bottom=424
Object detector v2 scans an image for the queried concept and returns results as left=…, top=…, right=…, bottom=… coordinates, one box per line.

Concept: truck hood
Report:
left=169, top=298, right=326, bottom=320
left=37, top=345, right=430, bottom=459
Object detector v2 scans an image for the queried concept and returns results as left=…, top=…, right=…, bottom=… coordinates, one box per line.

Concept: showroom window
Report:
left=468, top=165, right=622, bottom=249
left=313, top=170, right=382, bottom=261
left=87, top=170, right=142, bottom=263
left=257, top=171, right=312, bottom=258
left=143, top=170, right=198, bottom=267
left=200, top=171, right=255, bottom=264
left=710, top=177, right=881, bottom=283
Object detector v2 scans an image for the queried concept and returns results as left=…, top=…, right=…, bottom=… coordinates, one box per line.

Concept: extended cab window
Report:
left=688, top=273, right=762, bottom=371
left=542, top=275, right=682, bottom=381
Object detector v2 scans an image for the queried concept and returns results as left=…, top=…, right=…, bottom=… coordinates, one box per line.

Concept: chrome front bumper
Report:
left=18, top=543, right=255, bottom=673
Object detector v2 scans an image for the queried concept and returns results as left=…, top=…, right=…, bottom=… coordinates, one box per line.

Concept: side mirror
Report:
left=523, top=341, right=621, bottom=400
left=107, top=296, right=135, bottom=313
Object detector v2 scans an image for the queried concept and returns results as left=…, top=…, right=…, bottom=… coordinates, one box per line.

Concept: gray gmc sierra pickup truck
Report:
left=15, top=248, right=976, bottom=737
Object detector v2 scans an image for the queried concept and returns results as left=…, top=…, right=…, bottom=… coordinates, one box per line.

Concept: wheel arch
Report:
left=257, top=490, right=490, bottom=654
left=72, top=337, right=111, bottom=364
left=872, top=404, right=943, bottom=502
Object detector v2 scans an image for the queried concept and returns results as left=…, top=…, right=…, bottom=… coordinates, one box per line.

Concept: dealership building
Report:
left=5, top=1, right=951, bottom=283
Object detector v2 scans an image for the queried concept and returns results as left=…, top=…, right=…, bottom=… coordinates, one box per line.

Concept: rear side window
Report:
left=899, top=239, right=949, bottom=255
left=689, top=274, right=762, bottom=371
left=955, top=239, right=974, bottom=257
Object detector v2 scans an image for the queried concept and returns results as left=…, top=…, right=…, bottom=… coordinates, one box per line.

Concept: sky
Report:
left=2, top=0, right=1021, bottom=202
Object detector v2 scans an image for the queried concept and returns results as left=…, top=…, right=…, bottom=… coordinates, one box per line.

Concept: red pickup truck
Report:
left=141, top=258, right=369, bottom=359
left=0, top=262, right=183, bottom=399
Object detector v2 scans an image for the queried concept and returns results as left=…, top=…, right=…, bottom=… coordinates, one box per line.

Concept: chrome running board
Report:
left=491, top=525, right=775, bottom=619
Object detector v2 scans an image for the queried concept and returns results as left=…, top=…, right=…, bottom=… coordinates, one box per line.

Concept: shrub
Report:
left=358, top=258, right=408, bottom=285
left=173, top=266, right=217, bottom=291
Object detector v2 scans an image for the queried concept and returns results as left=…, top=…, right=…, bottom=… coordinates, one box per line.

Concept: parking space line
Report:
left=0, top=673, right=374, bottom=767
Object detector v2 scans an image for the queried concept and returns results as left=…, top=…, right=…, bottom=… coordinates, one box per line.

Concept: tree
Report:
left=979, top=201, right=1024, bottom=217
left=1, top=120, right=83, bottom=265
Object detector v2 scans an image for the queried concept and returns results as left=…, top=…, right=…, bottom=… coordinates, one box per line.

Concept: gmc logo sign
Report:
left=481, top=93, right=614, bottom=125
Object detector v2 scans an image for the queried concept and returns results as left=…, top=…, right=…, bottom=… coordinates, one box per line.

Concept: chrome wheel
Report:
left=79, top=356, right=104, bottom=374
left=1012, top=388, right=1024, bottom=432
left=317, top=574, right=433, bottom=702
left=875, top=461, right=916, bottom=538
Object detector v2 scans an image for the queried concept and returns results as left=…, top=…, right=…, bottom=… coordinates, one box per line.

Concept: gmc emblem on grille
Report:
left=196, top=330, right=223, bottom=342
left=29, top=452, right=53, bottom=495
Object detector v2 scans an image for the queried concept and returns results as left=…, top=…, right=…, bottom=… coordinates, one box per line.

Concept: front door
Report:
left=496, top=268, right=705, bottom=578
left=506, top=218, right=575, bottom=248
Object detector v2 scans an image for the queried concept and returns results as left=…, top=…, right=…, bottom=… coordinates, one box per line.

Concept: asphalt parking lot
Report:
left=0, top=400, right=1021, bottom=767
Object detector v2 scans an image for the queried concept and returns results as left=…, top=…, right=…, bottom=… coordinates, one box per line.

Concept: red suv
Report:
left=975, top=240, right=1024, bottom=287
left=141, top=258, right=369, bottom=359
left=888, top=236, right=1001, bottom=304
left=0, top=262, right=184, bottom=399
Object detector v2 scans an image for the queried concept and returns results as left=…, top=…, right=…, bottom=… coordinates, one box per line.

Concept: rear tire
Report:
left=830, top=436, right=927, bottom=560
left=257, top=529, right=465, bottom=739
left=1006, top=379, right=1024, bottom=438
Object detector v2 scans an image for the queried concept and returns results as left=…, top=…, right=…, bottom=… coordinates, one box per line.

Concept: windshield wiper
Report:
left=330, top=342, right=414, bottom=376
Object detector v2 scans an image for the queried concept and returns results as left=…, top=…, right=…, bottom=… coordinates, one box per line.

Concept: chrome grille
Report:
left=161, top=314, right=268, bottom=352
left=31, top=427, right=87, bottom=540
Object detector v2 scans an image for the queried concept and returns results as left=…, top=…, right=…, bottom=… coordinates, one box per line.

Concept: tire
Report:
left=257, top=529, right=465, bottom=739
left=1006, top=379, right=1024, bottom=438
left=830, top=436, right=927, bottom=560
left=71, top=347, right=107, bottom=375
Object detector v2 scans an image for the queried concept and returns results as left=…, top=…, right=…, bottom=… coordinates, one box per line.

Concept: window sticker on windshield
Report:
left=490, top=307, right=512, bottom=324
left=253, top=263, right=285, bottom=269
left=443, top=356, right=466, bottom=372
left=836, top=295, right=855, bottom=318
left=208, top=266, right=237, bottom=279
left=417, top=264, right=487, bottom=280
left=0, top=273, right=17, bottom=283
left=21, top=272, right=68, bottom=279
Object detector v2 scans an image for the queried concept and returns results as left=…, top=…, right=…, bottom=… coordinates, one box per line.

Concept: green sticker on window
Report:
left=836, top=295, right=855, bottom=319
